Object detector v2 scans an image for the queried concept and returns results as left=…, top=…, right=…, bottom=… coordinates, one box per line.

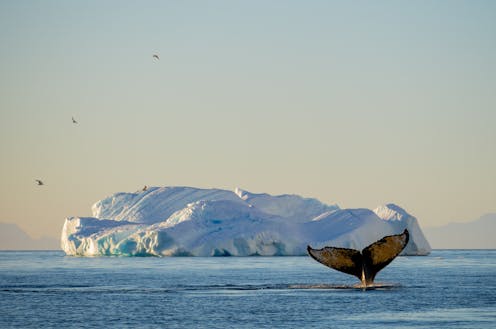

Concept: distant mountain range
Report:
left=423, top=213, right=496, bottom=249
left=0, top=223, right=59, bottom=250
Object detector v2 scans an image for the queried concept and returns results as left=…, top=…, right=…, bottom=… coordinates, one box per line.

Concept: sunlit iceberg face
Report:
left=61, top=186, right=431, bottom=257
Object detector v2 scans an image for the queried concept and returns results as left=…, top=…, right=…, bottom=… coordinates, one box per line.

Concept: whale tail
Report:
left=307, top=229, right=409, bottom=287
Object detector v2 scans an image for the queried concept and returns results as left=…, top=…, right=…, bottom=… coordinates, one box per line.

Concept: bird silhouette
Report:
left=152, top=54, right=160, bottom=60
left=142, top=185, right=148, bottom=191
left=35, top=180, right=44, bottom=186
left=72, top=117, right=78, bottom=124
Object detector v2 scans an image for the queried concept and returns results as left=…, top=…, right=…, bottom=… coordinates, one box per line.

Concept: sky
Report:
left=0, top=1, right=495, bottom=240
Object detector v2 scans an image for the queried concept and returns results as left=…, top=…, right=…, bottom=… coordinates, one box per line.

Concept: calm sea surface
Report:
left=0, top=250, right=494, bottom=328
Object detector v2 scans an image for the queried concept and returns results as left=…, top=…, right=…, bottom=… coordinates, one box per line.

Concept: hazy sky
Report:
left=1, top=1, right=495, bottom=239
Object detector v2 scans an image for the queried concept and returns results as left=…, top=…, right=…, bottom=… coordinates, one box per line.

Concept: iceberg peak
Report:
left=234, top=187, right=249, bottom=200
left=373, top=203, right=411, bottom=221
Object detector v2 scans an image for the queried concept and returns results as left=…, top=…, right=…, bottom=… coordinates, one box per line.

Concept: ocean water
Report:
left=0, top=250, right=494, bottom=328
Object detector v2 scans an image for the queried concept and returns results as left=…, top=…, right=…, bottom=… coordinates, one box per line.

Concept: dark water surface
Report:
left=0, top=250, right=494, bottom=328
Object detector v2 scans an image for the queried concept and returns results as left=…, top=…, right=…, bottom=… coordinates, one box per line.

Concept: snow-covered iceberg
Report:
left=61, top=186, right=431, bottom=256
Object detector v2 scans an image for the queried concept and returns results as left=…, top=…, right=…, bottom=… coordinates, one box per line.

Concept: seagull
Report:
left=72, top=116, right=78, bottom=124
left=35, top=179, right=44, bottom=186
left=152, top=54, right=160, bottom=60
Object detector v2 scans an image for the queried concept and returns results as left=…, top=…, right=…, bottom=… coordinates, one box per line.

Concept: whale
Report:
left=307, top=229, right=409, bottom=287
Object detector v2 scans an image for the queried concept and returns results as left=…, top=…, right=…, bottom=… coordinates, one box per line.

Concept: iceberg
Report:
left=61, top=186, right=431, bottom=256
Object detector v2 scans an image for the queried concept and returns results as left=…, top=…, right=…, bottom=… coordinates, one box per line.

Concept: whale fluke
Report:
left=307, top=229, right=409, bottom=287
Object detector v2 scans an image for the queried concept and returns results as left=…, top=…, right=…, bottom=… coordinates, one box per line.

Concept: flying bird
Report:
left=152, top=54, right=160, bottom=60
left=35, top=179, right=44, bottom=186
left=72, top=116, right=78, bottom=124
